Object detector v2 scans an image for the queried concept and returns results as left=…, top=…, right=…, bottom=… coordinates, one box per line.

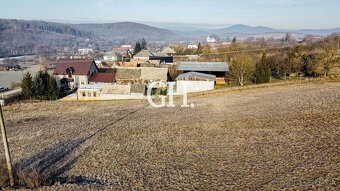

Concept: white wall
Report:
left=55, top=74, right=88, bottom=89
left=176, top=81, right=215, bottom=94
left=101, top=93, right=145, bottom=100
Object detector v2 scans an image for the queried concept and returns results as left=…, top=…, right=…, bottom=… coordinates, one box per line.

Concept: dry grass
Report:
left=17, top=167, right=43, bottom=189
left=1, top=82, right=339, bottom=190
left=0, top=158, right=10, bottom=188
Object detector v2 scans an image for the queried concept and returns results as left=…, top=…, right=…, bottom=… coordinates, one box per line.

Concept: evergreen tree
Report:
left=141, top=38, right=147, bottom=50
left=33, top=71, right=46, bottom=99
left=232, top=37, right=237, bottom=44
left=196, top=43, right=202, bottom=54
left=284, top=33, right=291, bottom=43
left=133, top=41, right=142, bottom=55
left=21, top=72, right=33, bottom=99
left=47, top=76, right=58, bottom=100
left=40, top=70, right=50, bottom=96
left=255, top=53, right=271, bottom=84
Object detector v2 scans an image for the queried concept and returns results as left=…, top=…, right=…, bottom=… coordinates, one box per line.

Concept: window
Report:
left=66, top=67, right=74, bottom=78
left=93, top=92, right=97, bottom=97
left=82, top=92, right=86, bottom=97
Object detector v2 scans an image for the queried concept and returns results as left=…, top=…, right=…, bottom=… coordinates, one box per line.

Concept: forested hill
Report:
left=0, top=19, right=92, bottom=37
left=72, top=22, right=177, bottom=41
left=0, top=19, right=178, bottom=58
left=0, top=19, right=94, bottom=57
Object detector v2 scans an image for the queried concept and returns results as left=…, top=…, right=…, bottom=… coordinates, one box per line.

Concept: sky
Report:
left=0, top=0, right=340, bottom=29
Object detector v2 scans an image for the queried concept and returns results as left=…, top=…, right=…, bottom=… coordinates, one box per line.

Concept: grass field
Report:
left=1, top=82, right=339, bottom=190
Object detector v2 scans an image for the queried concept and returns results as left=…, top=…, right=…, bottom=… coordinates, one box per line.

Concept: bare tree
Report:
left=228, top=54, right=255, bottom=86
left=319, top=45, right=339, bottom=78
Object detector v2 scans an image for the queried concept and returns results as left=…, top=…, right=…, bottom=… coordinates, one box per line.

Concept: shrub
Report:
left=17, top=168, right=43, bottom=189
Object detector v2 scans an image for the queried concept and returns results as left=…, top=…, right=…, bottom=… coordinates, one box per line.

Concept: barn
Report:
left=177, top=62, right=229, bottom=84
left=175, top=72, right=216, bottom=93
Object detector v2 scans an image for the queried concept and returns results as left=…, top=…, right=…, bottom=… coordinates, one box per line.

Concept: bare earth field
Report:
left=0, top=64, right=42, bottom=87
left=1, top=82, right=340, bottom=190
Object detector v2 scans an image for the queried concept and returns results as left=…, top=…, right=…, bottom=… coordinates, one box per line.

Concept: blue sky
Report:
left=0, top=0, right=339, bottom=29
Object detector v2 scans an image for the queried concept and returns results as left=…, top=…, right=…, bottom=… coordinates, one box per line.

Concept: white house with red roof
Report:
left=53, top=59, right=99, bottom=90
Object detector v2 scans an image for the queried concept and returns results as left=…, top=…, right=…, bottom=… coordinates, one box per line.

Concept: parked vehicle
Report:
left=0, top=87, right=9, bottom=92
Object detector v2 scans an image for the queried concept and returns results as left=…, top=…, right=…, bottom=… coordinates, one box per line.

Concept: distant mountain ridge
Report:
left=175, top=24, right=340, bottom=38
left=211, top=24, right=278, bottom=34
left=72, top=22, right=177, bottom=41
left=0, top=18, right=339, bottom=57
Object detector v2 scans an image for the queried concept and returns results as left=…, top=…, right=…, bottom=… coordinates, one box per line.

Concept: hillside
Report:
left=0, top=19, right=94, bottom=57
left=72, top=22, right=178, bottom=41
left=0, top=19, right=178, bottom=57
left=2, top=82, right=339, bottom=189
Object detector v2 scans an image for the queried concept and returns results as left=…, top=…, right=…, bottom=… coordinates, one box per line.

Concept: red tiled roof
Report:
left=88, top=72, right=116, bottom=83
left=53, top=59, right=96, bottom=75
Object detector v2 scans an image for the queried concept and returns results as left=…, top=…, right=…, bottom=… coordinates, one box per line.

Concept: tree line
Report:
left=21, top=71, right=58, bottom=100
left=186, top=35, right=340, bottom=86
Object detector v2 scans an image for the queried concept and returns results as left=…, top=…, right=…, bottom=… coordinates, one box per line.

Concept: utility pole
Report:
left=0, top=104, right=14, bottom=187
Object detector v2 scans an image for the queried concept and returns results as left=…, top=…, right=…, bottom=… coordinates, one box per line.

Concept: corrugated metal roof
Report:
left=176, top=72, right=216, bottom=81
left=178, top=62, right=229, bottom=72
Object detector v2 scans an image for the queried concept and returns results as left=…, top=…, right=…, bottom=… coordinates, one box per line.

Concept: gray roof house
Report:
left=103, top=51, right=123, bottom=62
left=162, top=47, right=177, bottom=56
left=134, top=50, right=173, bottom=63
left=134, top=50, right=156, bottom=59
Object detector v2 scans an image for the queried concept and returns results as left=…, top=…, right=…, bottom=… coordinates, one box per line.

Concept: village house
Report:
left=50, top=58, right=170, bottom=101
left=187, top=44, right=198, bottom=49
left=112, top=45, right=133, bottom=55
left=133, top=50, right=173, bottom=64
left=78, top=48, right=93, bottom=55
left=103, top=51, right=123, bottom=62
left=133, top=50, right=155, bottom=61
left=115, top=67, right=169, bottom=88
left=207, top=36, right=216, bottom=43
left=161, top=47, right=177, bottom=56
left=53, top=59, right=99, bottom=90
left=177, top=62, right=229, bottom=84
left=76, top=83, right=145, bottom=101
